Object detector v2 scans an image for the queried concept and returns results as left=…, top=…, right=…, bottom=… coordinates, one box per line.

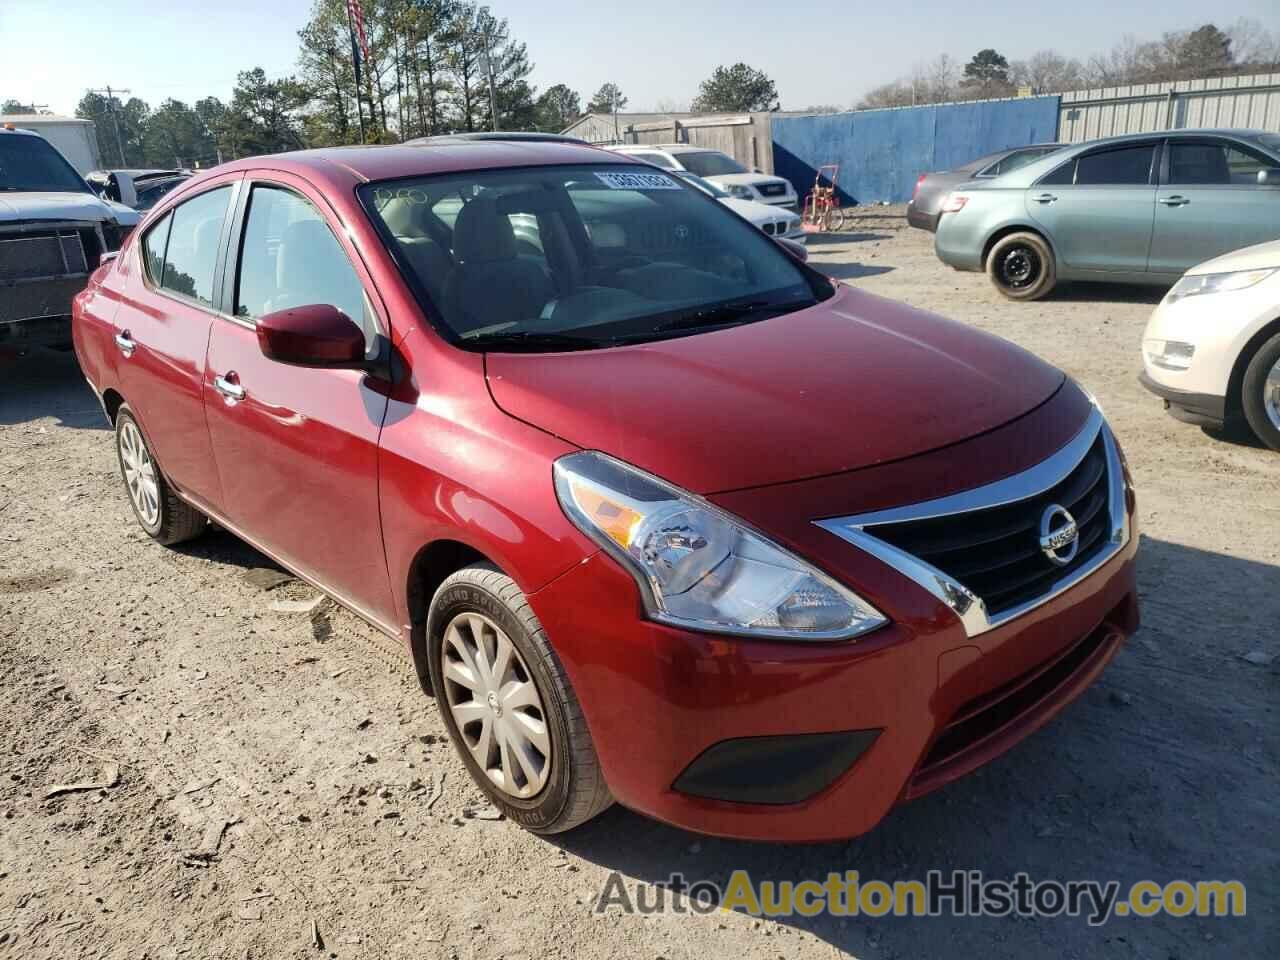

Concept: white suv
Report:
left=605, top=144, right=798, bottom=212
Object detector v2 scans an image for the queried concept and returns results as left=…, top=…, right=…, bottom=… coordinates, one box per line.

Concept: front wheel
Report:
left=824, top=206, right=846, bottom=232
left=986, top=231, right=1057, bottom=301
left=1240, top=331, right=1280, bottom=452
left=427, top=564, right=612, bottom=833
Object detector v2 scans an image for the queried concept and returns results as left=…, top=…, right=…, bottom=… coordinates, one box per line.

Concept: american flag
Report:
left=346, top=0, right=372, bottom=67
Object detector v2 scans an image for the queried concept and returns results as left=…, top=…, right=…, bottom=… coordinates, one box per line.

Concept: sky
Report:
left=2, top=0, right=1279, bottom=118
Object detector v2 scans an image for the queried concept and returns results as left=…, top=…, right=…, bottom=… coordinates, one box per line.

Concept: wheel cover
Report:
left=1265, top=357, right=1280, bottom=432
left=1000, top=246, right=1040, bottom=289
left=441, top=612, right=552, bottom=799
left=119, top=420, right=160, bottom=527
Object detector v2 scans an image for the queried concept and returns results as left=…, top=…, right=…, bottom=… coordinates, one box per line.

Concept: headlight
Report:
left=554, top=451, right=887, bottom=641
left=726, top=184, right=755, bottom=200
left=1165, top=268, right=1276, bottom=303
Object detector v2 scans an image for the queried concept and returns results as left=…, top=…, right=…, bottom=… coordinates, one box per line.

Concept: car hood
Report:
left=1186, top=237, right=1280, bottom=275
left=707, top=172, right=794, bottom=192
left=485, top=285, right=1065, bottom=494
left=720, top=197, right=795, bottom=224
left=0, top=191, right=139, bottom=225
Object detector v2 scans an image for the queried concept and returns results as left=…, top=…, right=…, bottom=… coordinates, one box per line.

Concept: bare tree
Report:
left=1009, top=50, right=1084, bottom=93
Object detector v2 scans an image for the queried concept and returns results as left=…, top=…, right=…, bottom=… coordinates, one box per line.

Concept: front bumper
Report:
left=1138, top=370, right=1227, bottom=428
left=532, top=540, right=1137, bottom=842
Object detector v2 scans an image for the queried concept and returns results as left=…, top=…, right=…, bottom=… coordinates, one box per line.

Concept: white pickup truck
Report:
left=1, top=124, right=140, bottom=349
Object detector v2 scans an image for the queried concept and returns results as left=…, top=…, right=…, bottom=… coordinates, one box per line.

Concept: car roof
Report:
left=1068, top=128, right=1272, bottom=150
left=213, top=140, right=636, bottom=189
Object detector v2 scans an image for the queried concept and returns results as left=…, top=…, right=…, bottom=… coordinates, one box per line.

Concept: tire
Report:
left=114, top=405, right=207, bottom=545
left=426, top=563, right=612, bottom=833
left=825, top=206, right=846, bottom=232
left=986, top=231, right=1057, bottom=301
left=1240, top=331, right=1280, bottom=452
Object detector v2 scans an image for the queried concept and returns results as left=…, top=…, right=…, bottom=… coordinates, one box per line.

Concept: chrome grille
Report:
left=864, top=435, right=1110, bottom=616
left=816, top=410, right=1129, bottom=638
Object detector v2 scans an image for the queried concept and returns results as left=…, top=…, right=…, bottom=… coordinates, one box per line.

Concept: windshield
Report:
left=0, top=134, right=90, bottom=193
left=674, top=172, right=730, bottom=198
left=362, top=164, right=828, bottom=352
left=677, top=151, right=747, bottom=177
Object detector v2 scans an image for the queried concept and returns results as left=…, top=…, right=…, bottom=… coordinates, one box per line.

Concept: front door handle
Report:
left=114, top=331, right=135, bottom=357
left=1031, top=193, right=1057, bottom=204
left=214, top=373, right=245, bottom=403
left=1158, top=195, right=1189, bottom=207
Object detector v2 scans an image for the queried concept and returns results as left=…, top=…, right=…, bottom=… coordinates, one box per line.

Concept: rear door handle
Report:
left=114, top=331, right=135, bottom=357
left=1158, top=195, right=1189, bottom=206
left=1032, top=193, right=1057, bottom=204
left=214, top=374, right=245, bottom=402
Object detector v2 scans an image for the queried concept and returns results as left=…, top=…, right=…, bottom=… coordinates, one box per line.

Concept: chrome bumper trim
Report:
left=815, top=408, right=1130, bottom=638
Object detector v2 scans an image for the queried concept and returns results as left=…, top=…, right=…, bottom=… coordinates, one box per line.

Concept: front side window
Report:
left=362, top=164, right=828, bottom=351
left=235, top=185, right=372, bottom=340
left=676, top=151, right=747, bottom=177
left=0, top=134, right=89, bottom=193
left=156, top=185, right=232, bottom=305
left=1167, top=141, right=1273, bottom=185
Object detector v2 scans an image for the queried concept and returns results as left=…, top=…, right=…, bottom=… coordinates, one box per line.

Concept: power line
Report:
left=89, top=86, right=132, bottom=166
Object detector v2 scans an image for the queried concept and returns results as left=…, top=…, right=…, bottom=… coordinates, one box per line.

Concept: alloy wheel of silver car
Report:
left=118, top=418, right=161, bottom=527
left=1265, top=358, right=1280, bottom=432
left=441, top=611, right=552, bottom=798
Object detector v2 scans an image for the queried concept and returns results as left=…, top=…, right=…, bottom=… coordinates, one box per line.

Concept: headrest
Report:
left=452, top=194, right=516, bottom=263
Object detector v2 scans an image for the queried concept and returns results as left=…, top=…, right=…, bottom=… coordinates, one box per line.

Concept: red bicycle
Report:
left=802, top=164, right=846, bottom=232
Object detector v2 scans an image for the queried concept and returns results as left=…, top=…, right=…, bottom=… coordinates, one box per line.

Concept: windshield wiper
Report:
left=653, top=296, right=816, bottom=333
left=462, top=330, right=615, bottom=352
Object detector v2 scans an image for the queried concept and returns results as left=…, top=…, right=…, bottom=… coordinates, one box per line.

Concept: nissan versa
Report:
left=72, top=140, right=1139, bottom=842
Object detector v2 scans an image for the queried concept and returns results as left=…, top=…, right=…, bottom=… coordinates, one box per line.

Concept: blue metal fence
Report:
left=771, top=96, right=1062, bottom=206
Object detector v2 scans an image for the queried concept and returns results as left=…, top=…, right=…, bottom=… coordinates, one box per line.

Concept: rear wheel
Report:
left=114, top=405, right=207, bottom=545
left=824, top=206, right=846, bottom=232
left=1240, top=332, right=1280, bottom=452
left=427, top=564, right=612, bottom=833
left=986, top=231, right=1057, bottom=301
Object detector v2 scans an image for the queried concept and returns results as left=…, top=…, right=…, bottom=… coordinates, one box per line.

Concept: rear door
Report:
left=1147, top=137, right=1280, bottom=275
left=1026, top=141, right=1159, bottom=274
left=202, top=173, right=395, bottom=626
left=111, top=175, right=241, bottom=511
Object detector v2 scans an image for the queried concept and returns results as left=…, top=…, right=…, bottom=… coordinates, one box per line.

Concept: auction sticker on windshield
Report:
left=595, top=171, right=681, bottom=190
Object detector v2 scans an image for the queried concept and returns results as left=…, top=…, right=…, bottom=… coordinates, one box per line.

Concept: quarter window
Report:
left=140, top=212, right=172, bottom=286
left=1167, top=141, right=1272, bottom=185
left=158, top=186, right=232, bottom=305
left=234, top=185, right=372, bottom=340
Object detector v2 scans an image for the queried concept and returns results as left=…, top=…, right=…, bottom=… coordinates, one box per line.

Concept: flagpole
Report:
left=346, top=1, right=367, bottom=143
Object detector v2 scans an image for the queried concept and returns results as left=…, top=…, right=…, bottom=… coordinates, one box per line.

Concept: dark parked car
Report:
left=907, top=143, right=1065, bottom=232
left=73, top=139, right=1138, bottom=841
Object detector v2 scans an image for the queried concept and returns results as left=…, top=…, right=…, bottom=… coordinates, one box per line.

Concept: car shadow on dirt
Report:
left=804, top=232, right=894, bottom=248
left=0, top=347, right=109, bottom=431
left=1046, top=282, right=1169, bottom=304
left=814, top=262, right=895, bottom=281
left=550, top=534, right=1278, bottom=958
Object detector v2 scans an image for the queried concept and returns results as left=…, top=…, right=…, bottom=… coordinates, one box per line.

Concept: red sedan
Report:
left=72, top=137, right=1138, bottom=842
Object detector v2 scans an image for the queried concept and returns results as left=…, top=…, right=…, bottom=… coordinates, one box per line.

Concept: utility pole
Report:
left=479, top=27, right=499, bottom=131
left=89, top=86, right=130, bottom=166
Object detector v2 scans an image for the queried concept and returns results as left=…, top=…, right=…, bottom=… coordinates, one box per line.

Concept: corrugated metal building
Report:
left=1058, top=72, right=1280, bottom=142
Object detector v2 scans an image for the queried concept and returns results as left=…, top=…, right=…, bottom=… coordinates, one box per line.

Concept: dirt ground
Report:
left=1, top=209, right=1276, bottom=959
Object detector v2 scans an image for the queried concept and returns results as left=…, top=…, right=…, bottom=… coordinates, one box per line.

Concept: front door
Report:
left=202, top=174, right=395, bottom=626
left=1147, top=137, right=1280, bottom=275
left=112, top=177, right=240, bottom=511
left=1027, top=141, right=1158, bottom=275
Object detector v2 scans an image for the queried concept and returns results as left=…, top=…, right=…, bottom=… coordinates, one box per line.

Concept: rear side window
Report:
left=235, top=185, right=372, bottom=340
left=159, top=186, right=232, bottom=305
left=1074, top=145, right=1155, bottom=186
left=1167, top=141, right=1273, bottom=185
left=982, top=147, right=1059, bottom=177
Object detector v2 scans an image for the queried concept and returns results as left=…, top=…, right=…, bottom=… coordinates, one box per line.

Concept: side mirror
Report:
left=1258, top=168, right=1280, bottom=186
left=776, top=236, right=809, bottom=263
left=256, top=304, right=367, bottom=368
